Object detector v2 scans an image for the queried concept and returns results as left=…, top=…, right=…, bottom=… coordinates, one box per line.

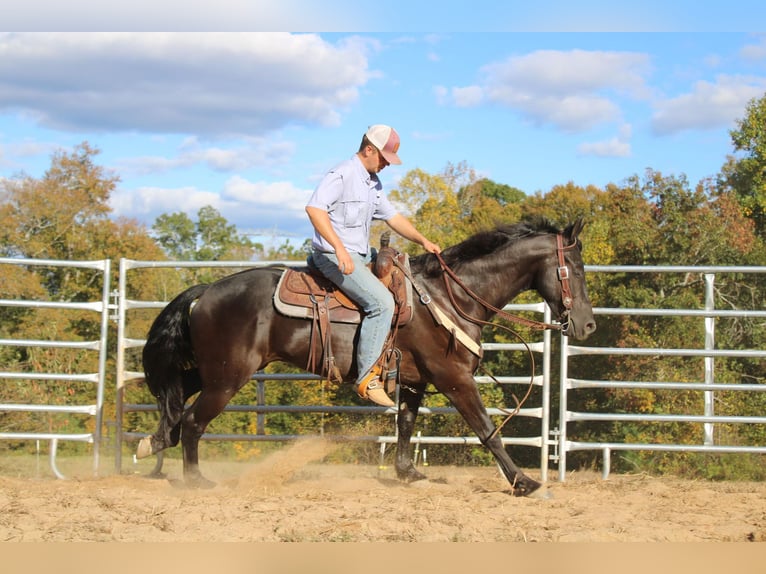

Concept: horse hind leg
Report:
left=135, top=406, right=182, bottom=460
left=136, top=370, right=202, bottom=460
left=179, top=380, right=247, bottom=488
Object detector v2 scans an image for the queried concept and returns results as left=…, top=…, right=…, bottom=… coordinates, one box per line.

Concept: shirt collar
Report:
left=352, top=154, right=380, bottom=187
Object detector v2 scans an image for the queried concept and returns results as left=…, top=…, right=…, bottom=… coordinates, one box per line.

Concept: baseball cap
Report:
left=365, top=124, right=402, bottom=165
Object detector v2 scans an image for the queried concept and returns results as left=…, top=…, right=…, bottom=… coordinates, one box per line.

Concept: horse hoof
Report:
left=186, top=476, right=217, bottom=489
left=136, top=436, right=153, bottom=459
left=396, top=467, right=428, bottom=483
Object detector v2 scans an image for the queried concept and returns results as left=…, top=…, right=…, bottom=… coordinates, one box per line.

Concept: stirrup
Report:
left=356, top=366, right=395, bottom=407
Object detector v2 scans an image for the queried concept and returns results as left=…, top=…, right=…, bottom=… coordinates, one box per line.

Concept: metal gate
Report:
left=0, top=257, right=111, bottom=478
left=558, top=265, right=766, bottom=480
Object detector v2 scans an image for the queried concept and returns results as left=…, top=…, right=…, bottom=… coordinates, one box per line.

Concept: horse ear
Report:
left=567, top=217, right=585, bottom=241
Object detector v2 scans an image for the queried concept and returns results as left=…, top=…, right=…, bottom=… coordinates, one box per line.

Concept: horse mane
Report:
left=415, top=217, right=561, bottom=277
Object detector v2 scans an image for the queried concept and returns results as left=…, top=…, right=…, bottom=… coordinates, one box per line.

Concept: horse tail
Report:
left=136, top=284, right=210, bottom=458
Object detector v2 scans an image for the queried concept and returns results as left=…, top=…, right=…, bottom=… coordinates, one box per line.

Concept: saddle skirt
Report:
left=273, top=247, right=413, bottom=326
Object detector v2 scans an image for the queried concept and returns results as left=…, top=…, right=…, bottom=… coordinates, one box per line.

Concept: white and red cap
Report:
left=365, top=124, right=402, bottom=165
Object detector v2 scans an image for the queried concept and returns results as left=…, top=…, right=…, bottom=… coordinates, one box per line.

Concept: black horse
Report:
left=136, top=218, right=596, bottom=497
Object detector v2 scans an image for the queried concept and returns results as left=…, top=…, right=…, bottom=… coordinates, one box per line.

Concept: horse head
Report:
left=535, top=217, right=596, bottom=340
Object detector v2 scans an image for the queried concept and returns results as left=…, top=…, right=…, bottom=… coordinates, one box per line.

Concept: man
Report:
left=305, top=124, right=441, bottom=407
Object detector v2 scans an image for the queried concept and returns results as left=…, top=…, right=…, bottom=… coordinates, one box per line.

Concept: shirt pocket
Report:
left=340, top=200, right=368, bottom=228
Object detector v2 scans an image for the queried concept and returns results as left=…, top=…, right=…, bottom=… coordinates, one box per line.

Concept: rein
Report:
left=434, top=232, right=575, bottom=332
left=391, top=232, right=578, bottom=434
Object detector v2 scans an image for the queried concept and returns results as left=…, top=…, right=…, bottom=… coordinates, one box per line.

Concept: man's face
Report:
left=361, top=144, right=389, bottom=174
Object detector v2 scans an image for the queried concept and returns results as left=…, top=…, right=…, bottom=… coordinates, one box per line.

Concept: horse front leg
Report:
left=395, top=385, right=427, bottom=482
left=443, top=377, right=545, bottom=498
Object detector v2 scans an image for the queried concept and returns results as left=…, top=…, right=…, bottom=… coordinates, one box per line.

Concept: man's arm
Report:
left=305, top=206, right=355, bottom=274
left=385, top=213, right=441, bottom=254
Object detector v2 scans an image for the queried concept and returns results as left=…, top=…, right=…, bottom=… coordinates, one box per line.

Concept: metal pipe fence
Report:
left=0, top=257, right=111, bottom=478
left=558, top=265, right=766, bottom=480
left=5, top=256, right=766, bottom=483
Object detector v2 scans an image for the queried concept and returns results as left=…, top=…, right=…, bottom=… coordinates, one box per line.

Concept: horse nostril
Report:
left=586, top=321, right=597, bottom=334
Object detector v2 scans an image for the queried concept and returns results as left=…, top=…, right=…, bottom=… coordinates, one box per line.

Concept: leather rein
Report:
left=429, top=232, right=577, bottom=438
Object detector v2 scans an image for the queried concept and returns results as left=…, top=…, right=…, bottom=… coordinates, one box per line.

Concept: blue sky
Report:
left=2, top=3, right=766, bottom=247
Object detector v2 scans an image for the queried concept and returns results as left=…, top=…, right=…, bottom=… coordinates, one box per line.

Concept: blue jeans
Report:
left=309, top=250, right=394, bottom=382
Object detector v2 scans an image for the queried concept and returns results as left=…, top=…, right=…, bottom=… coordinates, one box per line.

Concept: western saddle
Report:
left=273, top=236, right=412, bottom=389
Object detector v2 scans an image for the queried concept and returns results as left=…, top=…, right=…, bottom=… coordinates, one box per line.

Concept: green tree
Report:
left=151, top=205, right=256, bottom=262
left=719, top=93, right=766, bottom=237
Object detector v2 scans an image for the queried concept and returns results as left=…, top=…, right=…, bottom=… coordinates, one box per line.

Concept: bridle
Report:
left=555, top=232, right=577, bottom=331
left=435, top=232, right=577, bottom=334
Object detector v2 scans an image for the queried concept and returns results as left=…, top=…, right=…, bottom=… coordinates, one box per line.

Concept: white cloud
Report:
left=482, top=50, right=651, bottom=97
left=222, top=176, right=311, bottom=213
left=118, top=137, right=296, bottom=176
left=577, top=123, right=633, bottom=158
left=652, top=74, right=766, bottom=134
left=0, top=139, right=58, bottom=169
left=110, top=185, right=223, bottom=220
left=577, top=137, right=631, bottom=158
left=740, top=36, right=766, bottom=61
left=0, top=32, right=371, bottom=137
left=438, top=49, right=652, bottom=133
left=451, top=85, right=484, bottom=107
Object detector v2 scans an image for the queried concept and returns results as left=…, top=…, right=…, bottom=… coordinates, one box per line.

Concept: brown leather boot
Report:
left=356, top=365, right=395, bottom=407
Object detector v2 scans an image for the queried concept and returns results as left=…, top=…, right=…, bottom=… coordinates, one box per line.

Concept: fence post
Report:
left=558, top=331, right=569, bottom=481
left=704, top=273, right=716, bottom=446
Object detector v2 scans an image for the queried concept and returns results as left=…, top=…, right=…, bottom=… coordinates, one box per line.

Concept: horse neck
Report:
left=439, top=238, right=544, bottom=321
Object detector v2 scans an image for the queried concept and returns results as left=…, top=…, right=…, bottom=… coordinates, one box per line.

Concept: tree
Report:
left=387, top=164, right=526, bottom=252
left=386, top=167, right=462, bottom=251
left=151, top=205, right=256, bottom=262
left=718, top=93, right=766, bottom=237
left=567, top=169, right=766, bottom=476
left=455, top=178, right=525, bottom=233
left=0, top=143, right=170, bottom=453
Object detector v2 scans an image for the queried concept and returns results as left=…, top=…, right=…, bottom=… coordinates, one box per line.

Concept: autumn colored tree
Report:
left=0, top=143, right=171, bottom=452
left=385, top=165, right=464, bottom=251
left=564, top=169, right=765, bottom=476
left=387, top=162, right=527, bottom=253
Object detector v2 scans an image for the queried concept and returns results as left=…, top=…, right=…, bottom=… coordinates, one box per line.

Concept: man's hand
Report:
left=422, top=239, right=442, bottom=255
left=336, top=247, right=354, bottom=274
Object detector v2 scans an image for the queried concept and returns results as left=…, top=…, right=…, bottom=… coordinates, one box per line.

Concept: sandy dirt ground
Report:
left=1, top=438, right=765, bottom=543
